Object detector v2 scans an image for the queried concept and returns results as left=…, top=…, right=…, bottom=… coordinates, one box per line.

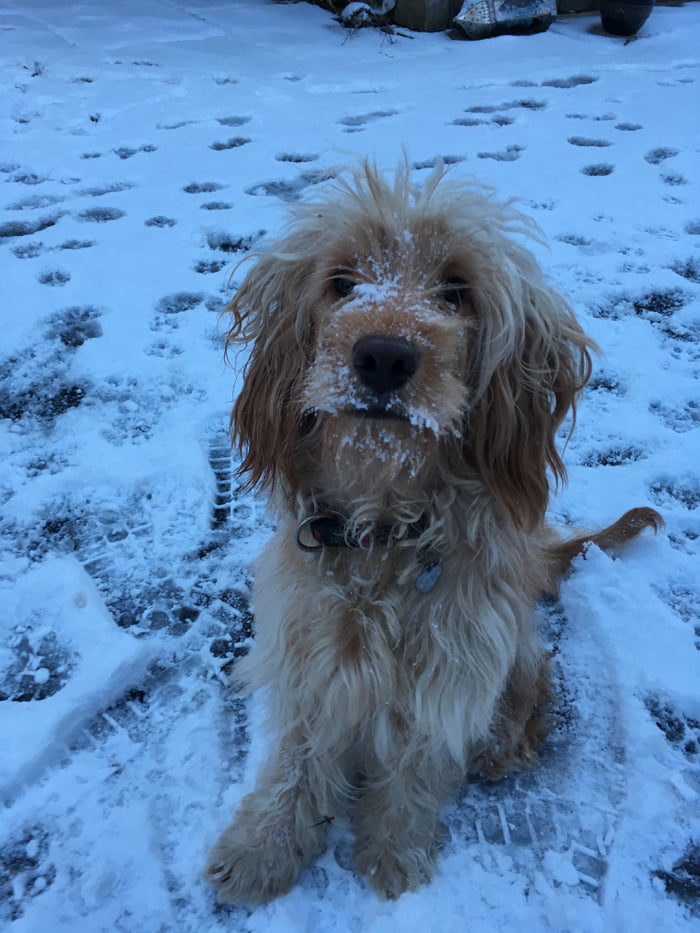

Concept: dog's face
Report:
left=226, top=163, right=594, bottom=528
left=303, top=229, right=473, bottom=436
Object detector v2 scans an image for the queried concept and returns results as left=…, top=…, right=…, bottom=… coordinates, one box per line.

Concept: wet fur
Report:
left=205, top=162, right=662, bottom=903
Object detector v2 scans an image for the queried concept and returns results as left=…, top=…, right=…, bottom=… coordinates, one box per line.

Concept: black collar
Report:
left=295, top=512, right=427, bottom=552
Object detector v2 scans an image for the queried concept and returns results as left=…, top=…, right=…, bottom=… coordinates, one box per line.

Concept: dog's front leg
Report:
left=353, top=753, right=456, bottom=899
left=205, top=734, right=328, bottom=905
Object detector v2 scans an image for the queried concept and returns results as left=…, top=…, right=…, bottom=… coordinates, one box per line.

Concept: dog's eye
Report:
left=331, top=276, right=356, bottom=299
left=440, top=277, right=468, bottom=308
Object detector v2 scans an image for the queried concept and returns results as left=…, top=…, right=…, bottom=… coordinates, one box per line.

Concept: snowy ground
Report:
left=1, top=1, right=699, bottom=929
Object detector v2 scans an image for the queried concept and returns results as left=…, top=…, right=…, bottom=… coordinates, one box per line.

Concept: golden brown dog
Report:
left=205, top=161, right=662, bottom=903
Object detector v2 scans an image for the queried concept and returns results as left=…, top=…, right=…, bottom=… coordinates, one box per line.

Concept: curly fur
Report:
left=205, top=161, right=663, bottom=903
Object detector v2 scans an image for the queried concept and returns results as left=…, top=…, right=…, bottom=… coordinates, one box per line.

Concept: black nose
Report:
left=351, top=336, right=420, bottom=394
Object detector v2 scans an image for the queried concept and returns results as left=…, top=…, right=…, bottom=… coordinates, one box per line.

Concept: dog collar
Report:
left=295, top=513, right=442, bottom=593
left=295, top=512, right=426, bottom=552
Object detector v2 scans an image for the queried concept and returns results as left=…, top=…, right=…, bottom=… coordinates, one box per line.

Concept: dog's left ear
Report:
left=466, top=268, right=595, bottom=531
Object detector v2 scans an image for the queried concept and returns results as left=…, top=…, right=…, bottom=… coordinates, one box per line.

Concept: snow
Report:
left=1, top=0, right=699, bottom=929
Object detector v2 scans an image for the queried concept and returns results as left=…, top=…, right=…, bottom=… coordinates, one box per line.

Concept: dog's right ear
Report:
left=223, top=250, right=316, bottom=497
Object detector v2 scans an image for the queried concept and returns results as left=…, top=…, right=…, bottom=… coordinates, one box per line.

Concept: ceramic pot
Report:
left=600, top=0, right=654, bottom=36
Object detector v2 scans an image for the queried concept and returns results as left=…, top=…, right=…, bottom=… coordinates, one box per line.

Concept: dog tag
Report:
left=415, top=561, right=442, bottom=594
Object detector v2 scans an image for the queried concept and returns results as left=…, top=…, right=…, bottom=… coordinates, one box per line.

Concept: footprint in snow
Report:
left=38, top=269, right=71, bottom=286
left=463, top=99, right=546, bottom=113
left=566, top=113, right=615, bottom=122
left=649, top=399, right=700, bottom=434
left=77, top=206, right=125, bottom=223
left=632, top=288, right=692, bottom=322
left=556, top=234, right=593, bottom=248
left=0, top=305, right=101, bottom=425
left=0, top=214, right=63, bottom=239
left=12, top=241, right=47, bottom=258
left=670, top=256, right=700, bottom=284
left=526, top=199, right=557, bottom=211
left=337, top=110, right=398, bottom=132
left=646, top=694, right=700, bottom=758
left=183, top=181, right=226, bottom=194
left=586, top=372, right=625, bottom=396
left=644, top=147, right=679, bottom=165
left=0, top=630, right=77, bottom=702
left=149, top=293, right=222, bottom=354
left=661, top=173, right=687, bottom=187
left=581, top=445, right=647, bottom=467
left=193, top=259, right=226, bottom=274
left=145, top=215, right=177, bottom=227
left=113, top=144, right=157, bottom=159
left=246, top=170, right=334, bottom=202
left=649, top=479, right=700, bottom=512
left=6, top=193, right=65, bottom=211
left=592, top=287, right=691, bottom=322
left=452, top=116, right=485, bottom=127
left=276, top=152, right=320, bottom=163
left=541, top=74, right=598, bottom=88
left=156, top=119, right=194, bottom=130
left=568, top=136, right=612, bottom=147
left=11, top=171, right=50, bottom=185
left=45, top=305, right=103, bottom=347
left=477, top=145, right=524, bottom=162
left=58, top=238, right=95, bottom=251
left=216, top=115, right=251, bottom=127
left=209, top=137, right=251, bottom=151
left=0, top=824, right=57, bottom=921
left=581, top=163, right=614, bottom=176
left=205, top=229, right=264, bottom=253
left=413, top=156, right=466, bottom=170
left=451, top=114, right=515, bottom=127
left=653, top=842, right=700, bottom=917
left=79, top=181, right=135, bottom=197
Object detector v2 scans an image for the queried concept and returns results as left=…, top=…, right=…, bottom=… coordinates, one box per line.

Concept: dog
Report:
left=205, top=161, right=662, bottom=904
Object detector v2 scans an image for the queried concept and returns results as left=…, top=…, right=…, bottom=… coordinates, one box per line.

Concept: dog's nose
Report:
left=351, top=336, right=420, bottom=394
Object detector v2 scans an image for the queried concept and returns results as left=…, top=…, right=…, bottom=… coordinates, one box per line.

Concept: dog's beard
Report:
left=304, top=371, right=448, bottom=434
left=294, top=410, right=449, bottom=520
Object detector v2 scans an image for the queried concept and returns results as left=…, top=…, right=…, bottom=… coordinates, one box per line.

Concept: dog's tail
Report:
left=547, top=506, right=664, bottom=578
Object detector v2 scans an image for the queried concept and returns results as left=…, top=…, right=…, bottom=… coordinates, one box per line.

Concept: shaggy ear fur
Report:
left=466, top=253, right=596, bottom=531
left=223, top=250, right=317, bottom=497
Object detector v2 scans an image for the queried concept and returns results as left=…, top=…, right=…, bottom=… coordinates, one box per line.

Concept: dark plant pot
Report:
left=599, top=0, right=654, bottom=36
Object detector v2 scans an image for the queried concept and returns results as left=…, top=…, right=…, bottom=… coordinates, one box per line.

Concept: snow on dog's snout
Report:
left=303, top=278, right=471, bottom=436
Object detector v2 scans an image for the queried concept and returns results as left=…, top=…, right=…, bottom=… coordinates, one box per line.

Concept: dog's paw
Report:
left=204, top=824, right=303, bottom=905
left=354, top=840, right=435, bottom=899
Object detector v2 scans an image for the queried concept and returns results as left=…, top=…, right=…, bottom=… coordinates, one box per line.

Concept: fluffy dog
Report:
left=205, top=161, right=662, bottom=903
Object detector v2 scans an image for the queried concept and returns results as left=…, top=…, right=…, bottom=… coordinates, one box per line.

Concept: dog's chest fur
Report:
left=239, top=516, right=540, bottom=769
